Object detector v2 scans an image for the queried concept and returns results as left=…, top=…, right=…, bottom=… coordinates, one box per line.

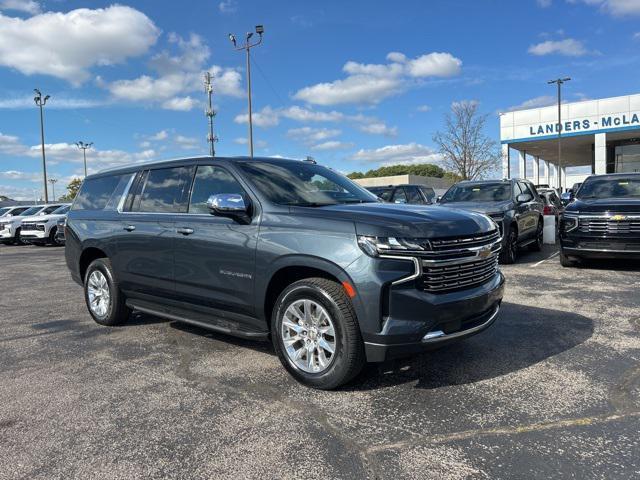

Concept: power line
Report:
left=250, top=54, right=287, bottom=107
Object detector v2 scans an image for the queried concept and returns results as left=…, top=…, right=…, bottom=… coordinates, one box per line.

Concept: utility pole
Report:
left=229, top=25, right=264, bottom=157
left=203, top=72, right=217, bottom=156
left=48, top=178, right=58, bottom=201
left=34, top=89, right=50, bottom=202
left=548, top=77, right=570, bottom=191
left=76, top=141, right=93, bottom=177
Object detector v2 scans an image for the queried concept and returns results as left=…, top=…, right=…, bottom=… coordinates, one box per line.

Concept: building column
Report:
left=561, top=166, right=567, bottom=190
left=518, top=150, right=526, bottom=179
left=533, top=156, right=540, bottom=185
left=501, top=144, right=510, bottom=179
left=545, top=160, right=551, bottom=186
left=594, top=133, right=607, bottom=174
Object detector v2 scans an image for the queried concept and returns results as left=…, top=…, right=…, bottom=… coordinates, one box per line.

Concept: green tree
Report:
left=59, top=178, right=83, bottom=202
left=347, top=163, right=446, bottom=179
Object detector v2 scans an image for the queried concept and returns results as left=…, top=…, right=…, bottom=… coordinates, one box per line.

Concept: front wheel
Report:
left=499, top=228, right=518, bottom=264
left=559, top=249, right=581, bottom=268
left=272, top=278, right=365, bottom=390
left=84, top=258, right=131, bottom=326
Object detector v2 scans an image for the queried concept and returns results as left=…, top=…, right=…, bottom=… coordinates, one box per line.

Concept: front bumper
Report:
left=363, top=271, right=505, bottom=362
left=0, top=228, right=14, bottom=241
left=20, top=229, right=48, bottom=241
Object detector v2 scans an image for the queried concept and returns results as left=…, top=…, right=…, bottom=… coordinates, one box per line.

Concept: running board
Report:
left=127, top=300, right=270, bottom=341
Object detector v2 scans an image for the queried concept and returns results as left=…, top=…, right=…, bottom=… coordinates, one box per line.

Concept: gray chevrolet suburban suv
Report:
left=66, top=157, right=505, bottom=389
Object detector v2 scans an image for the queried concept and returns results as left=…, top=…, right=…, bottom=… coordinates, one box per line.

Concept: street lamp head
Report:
left=228, top=33, right=236, bottom=46
left=34, top=88, right=41, bottom=96
left=255, top=24, right=264, bottom=35
left=246, top=32, right=253, bottom=41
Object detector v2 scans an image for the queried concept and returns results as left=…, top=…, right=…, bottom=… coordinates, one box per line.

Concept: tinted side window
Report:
left=189, top=165, right=246, bottom=214
left=405, top=187, right=425, bottom=204
left=513, top=182, right=523, bottom=199
left=137, top=166, right=194, bottom=213
left=518, top=182, right=534, bottom=199
left=73, top=175, right=128, bottom=211
left=419, top=187, right=435, bottom=202
left=391, top=188, right=407, bottom=204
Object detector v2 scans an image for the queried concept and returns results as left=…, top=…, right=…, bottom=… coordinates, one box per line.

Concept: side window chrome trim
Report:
left=117, top=173, right=137, bottom=213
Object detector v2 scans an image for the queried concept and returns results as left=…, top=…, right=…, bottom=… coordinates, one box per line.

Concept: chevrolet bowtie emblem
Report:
left=477, top=246, right=492, bottom=259
left=611, top=215, right=627, bottom=221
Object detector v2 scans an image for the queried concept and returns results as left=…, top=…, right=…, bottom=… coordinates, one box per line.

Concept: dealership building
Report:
left=500, top=93, right=640, bottom=188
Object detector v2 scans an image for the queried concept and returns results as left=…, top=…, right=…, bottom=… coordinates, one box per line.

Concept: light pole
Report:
left=76, top=141, right=93, bottom=177
left=548, top=77, right=570, bottom=191
left=229, top=25, right=264, bottom=157
left=34, top=89, right=50, bottom=202
left=48, top=178, right=58, bottom=201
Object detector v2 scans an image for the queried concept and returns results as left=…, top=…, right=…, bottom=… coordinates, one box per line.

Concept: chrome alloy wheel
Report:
left=281, top=299, right=337, bottom=373
left=87, top=270, right=111, bottom=318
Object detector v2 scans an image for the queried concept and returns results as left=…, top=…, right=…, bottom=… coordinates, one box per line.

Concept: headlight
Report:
left=357, top=235, right=431, bottom=257
left=561, top=214, right=579, bottom=233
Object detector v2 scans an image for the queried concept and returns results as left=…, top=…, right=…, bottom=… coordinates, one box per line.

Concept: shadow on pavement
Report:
left=347, top=301, right=594, bottom=391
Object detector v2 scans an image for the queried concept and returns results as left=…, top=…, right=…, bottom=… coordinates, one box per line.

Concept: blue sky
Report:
left=1, top=0, right=640, bottom=200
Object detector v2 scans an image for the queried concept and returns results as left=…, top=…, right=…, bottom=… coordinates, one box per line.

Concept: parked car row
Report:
left=0, top=203, right=69, bottom=246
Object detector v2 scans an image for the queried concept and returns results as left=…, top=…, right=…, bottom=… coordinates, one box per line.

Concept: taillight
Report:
left=543, top=205, right=554, bottom=215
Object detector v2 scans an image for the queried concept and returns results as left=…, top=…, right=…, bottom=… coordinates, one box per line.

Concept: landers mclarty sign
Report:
left=529, top=112, right=640, bottom=136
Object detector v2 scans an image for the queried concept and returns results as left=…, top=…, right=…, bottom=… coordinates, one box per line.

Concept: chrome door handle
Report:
left=177, top=227, right=194, bottom=235
left=124, top=225, right=136, bottom=232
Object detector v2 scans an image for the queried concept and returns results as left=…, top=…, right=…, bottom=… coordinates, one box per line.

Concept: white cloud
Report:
left=233, top=137, right=267, bottom=148
left=0, top=96, right=104, bottom=109
left=234, top=106, right=280, bottom=128
left=634, top=32, right=640, bottom=40
left=287, top=127, right=341, bottom=144
left=569, top=0, right=640, bottom=16
left=0, top=6, right=159, bottom=84
left=162, top=96, right=198, bottom=111
left=528, top=38, right=591, bottom=56
left=416, top=104, right=431, bottom=112
left=537, top=0, right=552, bottom=6
left=150, top=130, right=169, bottom=141
left=350, top=142, right=442, bottom=165
left=281, top=106, right=345, bottom=122
left=0, top=132, right=28, bottom=155
left=0, top=0, right=41, bottom=14
left=219, top=0, right=238, bottom=13
left=311, top=141, right=354, bottom=151
left=175, top=135, right=200, bottom=149
left=106, top=33, right=242, bottom=109
left=505, top=95, right=557, bottom=111
left=293, top=51, right=462, bottom=106
left=357, top=122, right=398, bottom=137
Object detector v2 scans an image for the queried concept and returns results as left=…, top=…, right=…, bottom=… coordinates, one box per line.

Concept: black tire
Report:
left=83, top=258, right=131, bottom=326
left=559, top=248, right=581, bottom=268
left=272, top=277, right=365, bottom=390
left=499, top=227, right=518, bottom=264
left=13, top=227, right=22, bottom=245
left=529, top=219, right=544, bottom=252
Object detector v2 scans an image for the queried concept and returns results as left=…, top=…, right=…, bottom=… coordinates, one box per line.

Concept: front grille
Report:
left=21, top=222, right=45, bottom=232
left=417, top=229, right=501, bottom=294
left=579, top=216, right=640, bottom=235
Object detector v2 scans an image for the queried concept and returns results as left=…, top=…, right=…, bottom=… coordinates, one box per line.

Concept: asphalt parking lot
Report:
left=1, top=244, right=639, bottom=479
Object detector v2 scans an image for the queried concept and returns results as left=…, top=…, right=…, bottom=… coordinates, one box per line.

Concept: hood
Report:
left=567, top=197, right=640, bottom=214
left=436, top=200, right=513, bottom=215
left=292, top=202, right=495, bottom=238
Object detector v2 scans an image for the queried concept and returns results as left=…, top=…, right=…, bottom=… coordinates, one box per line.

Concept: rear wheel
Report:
left=529, top=219, right=543, bottom=252
left=272, top=277, right=365, bottom=390
left=13, top=227, right=22, bottom=245
left=49, top=226, right=62, bottom=246
left=500, top=227, right=518, bottom=264
left=84, top=258, right=131, bottom=326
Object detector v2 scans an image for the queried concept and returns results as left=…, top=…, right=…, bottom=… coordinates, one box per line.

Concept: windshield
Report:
left=19, top=206, right=43, bottom=216
left=52, top=205, right=70, bottom=215
left=577, top=177, right=640, bottom=199
left=441, top=183, right=511, bottom=203
left=0, top=207, right=10, bottom=216
left=237, top=160, right=378, bottom=206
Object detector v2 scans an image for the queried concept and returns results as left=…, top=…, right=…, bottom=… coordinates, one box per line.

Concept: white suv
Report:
left=19, top=204, right=71, bottom=246
left=0, top=204, right=66, bottom=245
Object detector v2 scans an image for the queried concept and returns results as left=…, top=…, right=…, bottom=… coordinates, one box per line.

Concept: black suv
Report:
left=559, top=173, right=640, bottom=267
left=366, top=184, right=435, bottom=204
left=65, top=157, right=504, bottom=389
left=438, top=179, right=544, bottom=264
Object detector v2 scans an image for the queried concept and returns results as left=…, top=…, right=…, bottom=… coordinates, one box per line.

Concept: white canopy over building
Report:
left=500, top=93, right=640, bottom=188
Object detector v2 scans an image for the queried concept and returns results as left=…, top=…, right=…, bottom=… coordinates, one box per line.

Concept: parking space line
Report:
left=531, top=251, right=559, bottom=268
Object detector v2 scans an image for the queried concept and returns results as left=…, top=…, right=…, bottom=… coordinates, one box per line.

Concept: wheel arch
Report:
left=79, top=246, right=109, bottom=281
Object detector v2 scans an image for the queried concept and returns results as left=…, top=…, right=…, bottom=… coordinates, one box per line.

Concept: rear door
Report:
left=116, top=165, right=194, bottom=303
left=517, top=181, right=538, bottom=238
left=172, top=164, right=261, bottom=328
left=405, top=186, right=428, bottom=205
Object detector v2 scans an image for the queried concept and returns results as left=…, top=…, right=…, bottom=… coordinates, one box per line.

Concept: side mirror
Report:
left=516, top=193, right=532, bottom=203
left=207, top=194, right=250, bottom=221
left=436, top=196, right=442, bottom=203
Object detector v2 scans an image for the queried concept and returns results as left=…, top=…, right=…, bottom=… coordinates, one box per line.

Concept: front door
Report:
left=172, top=164, right=260, bottom=328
